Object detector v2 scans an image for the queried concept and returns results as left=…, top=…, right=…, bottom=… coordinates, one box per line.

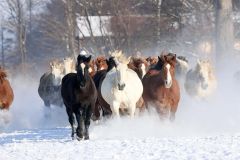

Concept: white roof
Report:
left=76, top=16, right=112, bottom=38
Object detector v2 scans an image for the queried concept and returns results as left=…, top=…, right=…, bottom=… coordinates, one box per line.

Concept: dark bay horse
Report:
left=92, top=57, right=116, bottom=120
left=0, top=67, right=14, bottom=110
left=61, top=55, right=97, bottom=140
left=142, top=54, right=180, bottom=121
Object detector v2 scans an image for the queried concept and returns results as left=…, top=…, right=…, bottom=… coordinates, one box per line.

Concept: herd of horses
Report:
left=0, top=50, right=220, bottom=140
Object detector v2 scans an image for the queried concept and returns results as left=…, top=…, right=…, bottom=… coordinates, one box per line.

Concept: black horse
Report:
left=61, top=55, right=97, bottom=140
left=92, top=57, right=116, bottom=120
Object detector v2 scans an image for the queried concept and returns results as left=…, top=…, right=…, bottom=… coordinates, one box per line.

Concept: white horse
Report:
left=184, top=59, right=217, bottom=98
left=101, top=51, right=143, bottom=117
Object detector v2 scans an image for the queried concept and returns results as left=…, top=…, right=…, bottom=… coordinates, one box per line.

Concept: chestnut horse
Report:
left=142, top=54, right=180, bottom=121
left=61, top=54, right=97, bottom=140
left=146, top=56, right=158, bottom=69
left=128, top=57, right=149, bottom=79
left=0, top=67, right=14, bottom=110
left=95, top=56, right=108, bottom=71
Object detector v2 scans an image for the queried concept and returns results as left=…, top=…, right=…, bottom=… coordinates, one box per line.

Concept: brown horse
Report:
left=128, top=57, right=149, bottom=79
left=146, top=56, right=158, bottom=69
left=95, top=56, right=108, bottom=71
left=142, top=54, right=180, bottom=121
left=0, top=67, right=14, bottom=110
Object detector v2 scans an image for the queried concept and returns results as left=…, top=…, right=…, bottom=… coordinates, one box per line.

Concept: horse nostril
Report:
left=118, top=83, right=126, bottom=90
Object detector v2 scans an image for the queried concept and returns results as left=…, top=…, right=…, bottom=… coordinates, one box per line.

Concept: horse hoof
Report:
left=84, top=136, right=89, bottom=140
left=76, top=136, right=83, bottom=141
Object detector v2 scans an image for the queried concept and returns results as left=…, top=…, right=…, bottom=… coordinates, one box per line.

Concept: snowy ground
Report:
left=0, top=62, right=240, bottom=160
left=1, top=128, right=240, bottom=160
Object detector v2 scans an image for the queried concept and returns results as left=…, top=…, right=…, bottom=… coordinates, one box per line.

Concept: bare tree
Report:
left=5, top=0, right=28, bottom=71
left=64, top=0, right=78, bottom=58
left=215, top=0, right=234, bottom=61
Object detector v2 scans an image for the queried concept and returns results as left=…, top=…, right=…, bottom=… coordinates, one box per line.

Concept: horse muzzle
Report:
left=118, top=83, right=126, bottom=90
left=164, top=80, right=172, bottom=88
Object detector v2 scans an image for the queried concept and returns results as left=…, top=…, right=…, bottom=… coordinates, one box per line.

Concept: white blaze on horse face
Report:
left=165, top=64, right=172, bottom=88
left=116, top=64, right=127, bottom=89
left=80, top=63, right=86, bottom=75
left=140, top=63, right=146, bottom=78
left=88, top=67, right=93, bottom=73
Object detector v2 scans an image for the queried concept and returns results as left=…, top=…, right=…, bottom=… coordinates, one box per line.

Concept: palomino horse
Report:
left=63, top=57, right=76, bottom=74
left=142, top=54, right=180, bottom=121
left=184, top=59, right=217, bottom=98
left=61, top=54, right=97, bottom=140
left=95, top=56, right=108, bottom=71
left=0, top=67, right=14, bottom=110
left=128, top=57, right=149, bottom=79
left=38, top=60, right=64, bottom=107
left=101, top=51, right=143, bottom=117
left=92, top=57, right=116, bottom=120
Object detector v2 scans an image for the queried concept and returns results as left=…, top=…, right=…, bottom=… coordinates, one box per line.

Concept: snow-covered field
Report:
left=0, top=62, right=240, bottom=160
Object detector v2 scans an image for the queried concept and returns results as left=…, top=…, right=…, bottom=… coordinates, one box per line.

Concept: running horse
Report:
left=0, top=67, right=14, bottom=110
left=142, top=53, right=180, bottom=121
left=128, top=56, right=149, bottom=79
left=61, top=54, right=97, bottom=140
left=101, top=51, right=143, bottom=118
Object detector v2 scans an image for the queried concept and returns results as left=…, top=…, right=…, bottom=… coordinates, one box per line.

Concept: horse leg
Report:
left=112, top=101, right=120, bottom=118
left=75, top=109, right=84, bottom=140
left=84, top=105, right=92, bottom=140
left=66, top=107, right=75, bottom=139
left=92, top=99, right=100, bottom=121
left=128, top=102, right=136, bottom=118
left=44, top=100, right=50, bottom=107
left=170, top=106, right=177, bottom=122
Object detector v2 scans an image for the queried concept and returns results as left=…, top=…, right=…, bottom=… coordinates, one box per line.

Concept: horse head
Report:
left=76, top=55, right=92, bottom=88
left=196, top=59, right=214, bottom=89
left=114, top=56, right=131, bottom=91
left=157, top=54, right=177, bottom=88
left=63, top=57, right=76, bottom=74
left=128, top=57, right=148, bottom=79
left=50, top=60, right=64, bottom=85
left=96, top=56, right=108, bottom=71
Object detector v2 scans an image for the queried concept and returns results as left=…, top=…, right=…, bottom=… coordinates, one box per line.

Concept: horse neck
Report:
left=107, top=65, right=115, bottom=72
left=77, top=71, right=91, bottom=88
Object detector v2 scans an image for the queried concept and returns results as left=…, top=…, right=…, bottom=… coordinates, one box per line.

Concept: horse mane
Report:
left=109, top=50, right=129, bottom=64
